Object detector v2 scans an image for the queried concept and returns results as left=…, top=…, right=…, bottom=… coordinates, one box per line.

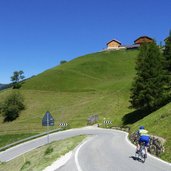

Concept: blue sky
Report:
left=0, top=0, right=171, bottom=83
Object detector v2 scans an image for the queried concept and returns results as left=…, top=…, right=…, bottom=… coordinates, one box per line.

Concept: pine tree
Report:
left=163, top=30, right=171, bottom=72
left=163, top=30, right=171, bottom=100
left=130, top=42, right=166, bottom=112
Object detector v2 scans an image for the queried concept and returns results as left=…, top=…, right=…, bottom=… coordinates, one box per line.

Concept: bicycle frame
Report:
left=135, top=142, right=146, bottom=163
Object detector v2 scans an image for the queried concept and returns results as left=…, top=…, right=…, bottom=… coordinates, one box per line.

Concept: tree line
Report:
left=130, top=31, right=171, bottom=113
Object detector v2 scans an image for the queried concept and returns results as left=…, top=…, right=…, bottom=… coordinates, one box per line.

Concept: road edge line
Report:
left=75, top=136, right=94, bottom=171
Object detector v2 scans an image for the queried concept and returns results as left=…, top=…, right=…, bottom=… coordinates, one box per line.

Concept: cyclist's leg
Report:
left=136, top=143, right=140, bottom=152
left=136, top=137, right=142, bottom=152
left=143, top=136, right=150, bottom=158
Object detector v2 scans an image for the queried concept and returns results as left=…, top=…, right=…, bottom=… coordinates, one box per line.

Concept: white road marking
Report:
left=75, top=136, right=94, bottom=171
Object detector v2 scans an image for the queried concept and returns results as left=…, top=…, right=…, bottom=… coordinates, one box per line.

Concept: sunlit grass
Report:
left=0, top=135, right=86, bottom=171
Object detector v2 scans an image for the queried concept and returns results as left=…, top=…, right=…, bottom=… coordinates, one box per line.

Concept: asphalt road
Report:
left=0, top=127, right=171, bottom=171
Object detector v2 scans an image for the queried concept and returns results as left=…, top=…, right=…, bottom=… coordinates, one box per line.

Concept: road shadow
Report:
left=122, top=110, right=151, bottom=125
left=129, top=155, right=138, bottom=160
left=129, top=156, right=144, bottom=163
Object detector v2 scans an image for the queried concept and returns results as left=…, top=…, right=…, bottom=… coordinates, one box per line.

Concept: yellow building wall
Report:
left=107, top=41, right=120, bottom=48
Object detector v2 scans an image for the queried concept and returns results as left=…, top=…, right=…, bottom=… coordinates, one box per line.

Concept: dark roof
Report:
left=106, top=39, right=121, bottom=45
left=134, top=36, right=153, bottom=43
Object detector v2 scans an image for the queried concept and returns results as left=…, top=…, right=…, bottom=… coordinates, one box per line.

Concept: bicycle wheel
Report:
left=154, top=138, right=162, bottom=148
left=154, top=139, right=163, bottom=156
left=149, top=144, right=156, bottom=155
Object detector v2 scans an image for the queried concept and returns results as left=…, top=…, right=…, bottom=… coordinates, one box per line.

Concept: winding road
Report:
left=0, top=127, right=171, bottom=171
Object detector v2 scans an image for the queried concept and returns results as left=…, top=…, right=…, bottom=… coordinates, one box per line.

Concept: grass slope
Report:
left=1, top=49, right=171, bottom=162
left=0, top=49, right=137, bottom=143
left=22, top=50, right=137, bottom=91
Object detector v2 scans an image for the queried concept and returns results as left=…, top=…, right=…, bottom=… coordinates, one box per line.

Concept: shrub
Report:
left=60, top=60, right=67, bottom=65
left=13, top=82, right=22, bottom=89
left=44, top=146, right=53, bottom=155
left=21, top=161, right=31, bottom=170
left=0, top=91, right=25, bottom=122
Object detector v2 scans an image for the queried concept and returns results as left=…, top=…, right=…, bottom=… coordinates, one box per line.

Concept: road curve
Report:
left=56, top=128, right=171, bottom=171
left=0, top=127, right=171, bottom=171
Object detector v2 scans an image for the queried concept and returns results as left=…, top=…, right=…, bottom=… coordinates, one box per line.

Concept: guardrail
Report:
left=0, top=128, right=62, bottom=152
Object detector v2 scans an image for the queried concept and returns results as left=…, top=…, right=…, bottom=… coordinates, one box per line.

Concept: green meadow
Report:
left=0, top=50, right=138, bottom=134
left=0, top=49, right=171, bottom=162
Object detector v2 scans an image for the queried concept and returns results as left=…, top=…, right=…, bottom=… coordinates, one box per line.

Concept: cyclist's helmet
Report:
left=139, top=126, right=145, bottom=129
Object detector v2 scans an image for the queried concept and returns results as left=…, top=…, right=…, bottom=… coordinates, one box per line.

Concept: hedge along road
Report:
left=0, top=127, right=171, bottom=171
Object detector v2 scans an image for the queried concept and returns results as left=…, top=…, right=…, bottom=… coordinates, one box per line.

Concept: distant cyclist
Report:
left=136, top=126, right=150, bottom=158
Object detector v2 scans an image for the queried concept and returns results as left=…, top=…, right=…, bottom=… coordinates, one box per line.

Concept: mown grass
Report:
left=0, top=90, right=133, bottom=135
left=0, top=135, right=86, bottom=171
left=22, top=50, right=137, bottom=92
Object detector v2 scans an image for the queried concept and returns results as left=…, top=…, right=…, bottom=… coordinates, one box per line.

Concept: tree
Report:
left=11, top=70, right=25, bottom=89
left=60, top=60, right=67, bottom=65
left=163, top=30, right=171, bottom=72
left=163, top=30, right=171, bottom=99
left=130, top=42, right=167, bottom=112
left=0, top=91, right=25, bottom=122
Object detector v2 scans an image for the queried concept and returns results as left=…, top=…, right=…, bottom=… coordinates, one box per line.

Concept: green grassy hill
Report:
left=22, top=50, right=137, bottom=91
left=0, top=49, right=137, bottom=141
left=0, top=49, right=171, bottom=162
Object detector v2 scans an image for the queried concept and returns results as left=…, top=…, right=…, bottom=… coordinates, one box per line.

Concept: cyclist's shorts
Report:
left=139, top=135, right=150, bottom=146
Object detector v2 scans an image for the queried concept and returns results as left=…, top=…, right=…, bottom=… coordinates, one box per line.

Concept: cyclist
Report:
left=136, top=126, right=150, bottom=158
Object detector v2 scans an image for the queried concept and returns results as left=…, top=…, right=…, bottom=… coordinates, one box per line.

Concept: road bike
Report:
left=148, top=136, right=164, bottom=156
left=135, top=142, right=147, bottom=163
left=130, top=131, right=164, bottom=157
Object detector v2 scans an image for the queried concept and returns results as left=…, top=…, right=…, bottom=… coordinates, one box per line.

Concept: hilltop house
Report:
left=134, top=36, right=154, bottom=45
left=126, top=36, right=154, bottom=49
left=106, top=39, right=125, bottom=50
left=105, top=36, right=155, bottom=50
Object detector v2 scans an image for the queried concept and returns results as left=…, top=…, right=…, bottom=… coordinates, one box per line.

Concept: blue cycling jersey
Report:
left=139, top=135, right=150, bottom=146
